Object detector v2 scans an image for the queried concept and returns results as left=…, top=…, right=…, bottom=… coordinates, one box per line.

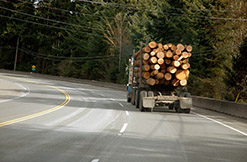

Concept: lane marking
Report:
left=192, top=112, right=247, bottom=137
left=119, top=103, right=124, bottom=107
left=125, top=111, right=129, bottom=116
left=0, top=83, right=30, bottom=103
left=0, top=76, right=71, bottom=128
left=119, top=123, right=128, bottom=135
left=91, top=159, right=99, bottom=162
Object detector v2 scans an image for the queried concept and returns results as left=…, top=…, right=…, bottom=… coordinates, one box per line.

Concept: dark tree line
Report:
left=0, top=0, right=246, bottom=102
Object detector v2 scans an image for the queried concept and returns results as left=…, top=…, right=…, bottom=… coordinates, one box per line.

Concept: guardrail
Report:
left=192, top=96, right=247, bottom=119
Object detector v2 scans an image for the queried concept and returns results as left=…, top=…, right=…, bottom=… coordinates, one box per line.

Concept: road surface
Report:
left=0, top=72, right=246, bottom=162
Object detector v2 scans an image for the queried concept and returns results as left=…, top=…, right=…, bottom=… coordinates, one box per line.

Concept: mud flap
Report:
left=179, top=97, right=192, bottom=109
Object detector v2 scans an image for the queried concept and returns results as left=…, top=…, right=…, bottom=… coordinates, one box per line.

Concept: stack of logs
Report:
left=134, top=41, right=192, bottom=87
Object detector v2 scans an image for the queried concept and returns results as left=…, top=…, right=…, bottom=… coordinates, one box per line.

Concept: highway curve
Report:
left=0, top=72, right=246, bottom=162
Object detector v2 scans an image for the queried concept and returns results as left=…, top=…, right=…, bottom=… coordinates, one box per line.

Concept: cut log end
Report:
left=180, top=80, right=187, bottom=86
left=146, top=78, right=155, bottom=86
left=149, top=41, right=157, bottom=49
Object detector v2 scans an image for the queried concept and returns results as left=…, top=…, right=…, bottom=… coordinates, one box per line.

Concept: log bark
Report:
left=148, top=41, right=157, bottom=49
left=172, top=79, right=180, bottom=87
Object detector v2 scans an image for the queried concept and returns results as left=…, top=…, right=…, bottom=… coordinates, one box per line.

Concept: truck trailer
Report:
left=127, top=41, right=192, bottom=113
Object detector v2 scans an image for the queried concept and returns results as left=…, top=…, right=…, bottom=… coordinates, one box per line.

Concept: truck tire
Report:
left=139, top=93, right=144, bottom=112
left=183, top=108, right=191, bottom=113
left=178, top=92, right=191, bottom=113
left=131, top=89, right=135, bottom=105
left=127, top=96, right=131, bottom=103
left=135, top=90, right=139, bottom=108
left=174, top=101, right=182, bottom=113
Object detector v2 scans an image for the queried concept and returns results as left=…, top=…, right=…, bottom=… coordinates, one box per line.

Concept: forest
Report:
left=0, top=0, right=246, bottom=103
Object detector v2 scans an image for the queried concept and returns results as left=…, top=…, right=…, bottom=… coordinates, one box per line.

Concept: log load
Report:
left=133, top=41, right=192, bottom=87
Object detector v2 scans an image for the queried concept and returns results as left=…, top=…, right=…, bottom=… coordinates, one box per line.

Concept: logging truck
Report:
left=127, top=41, right=192, bottom=113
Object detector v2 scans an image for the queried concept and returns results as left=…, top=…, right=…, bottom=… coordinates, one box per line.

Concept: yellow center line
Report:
left=0, top=75, right=71, bottom=127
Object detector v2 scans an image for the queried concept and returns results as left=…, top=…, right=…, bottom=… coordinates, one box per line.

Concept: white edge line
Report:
left=119, top=103, right=124, bottom=107
left=119, top=123, right=128, bottom=134
left=0, top=83, right=30, bottom=103
left=91, top=159, right=99, bottom=162
left=192, top=112, right=247, bottom=137
left=125, top=111, right=129, bottom=116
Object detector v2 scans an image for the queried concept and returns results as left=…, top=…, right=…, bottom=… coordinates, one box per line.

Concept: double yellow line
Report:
left=0, top=75, right=71, bottom=127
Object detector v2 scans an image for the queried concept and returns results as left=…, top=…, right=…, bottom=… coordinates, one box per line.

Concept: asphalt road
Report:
left=0, top=73, right=246, bottom=162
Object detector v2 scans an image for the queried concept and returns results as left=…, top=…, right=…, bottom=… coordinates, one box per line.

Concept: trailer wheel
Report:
left=135, top=90, right=139, bottom=108
left=139, top=93, right=144, bottom=112
left=127, top=97, right=131, bottom=103
left=131, top=89, right=135, bottom=105
left=183, top=108, right=191, bottom=113
left=174, top=101, right=182, bottom=113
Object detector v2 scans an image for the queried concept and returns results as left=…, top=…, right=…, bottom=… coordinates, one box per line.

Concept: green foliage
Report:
left=0, top=0, right=246, bottom=102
